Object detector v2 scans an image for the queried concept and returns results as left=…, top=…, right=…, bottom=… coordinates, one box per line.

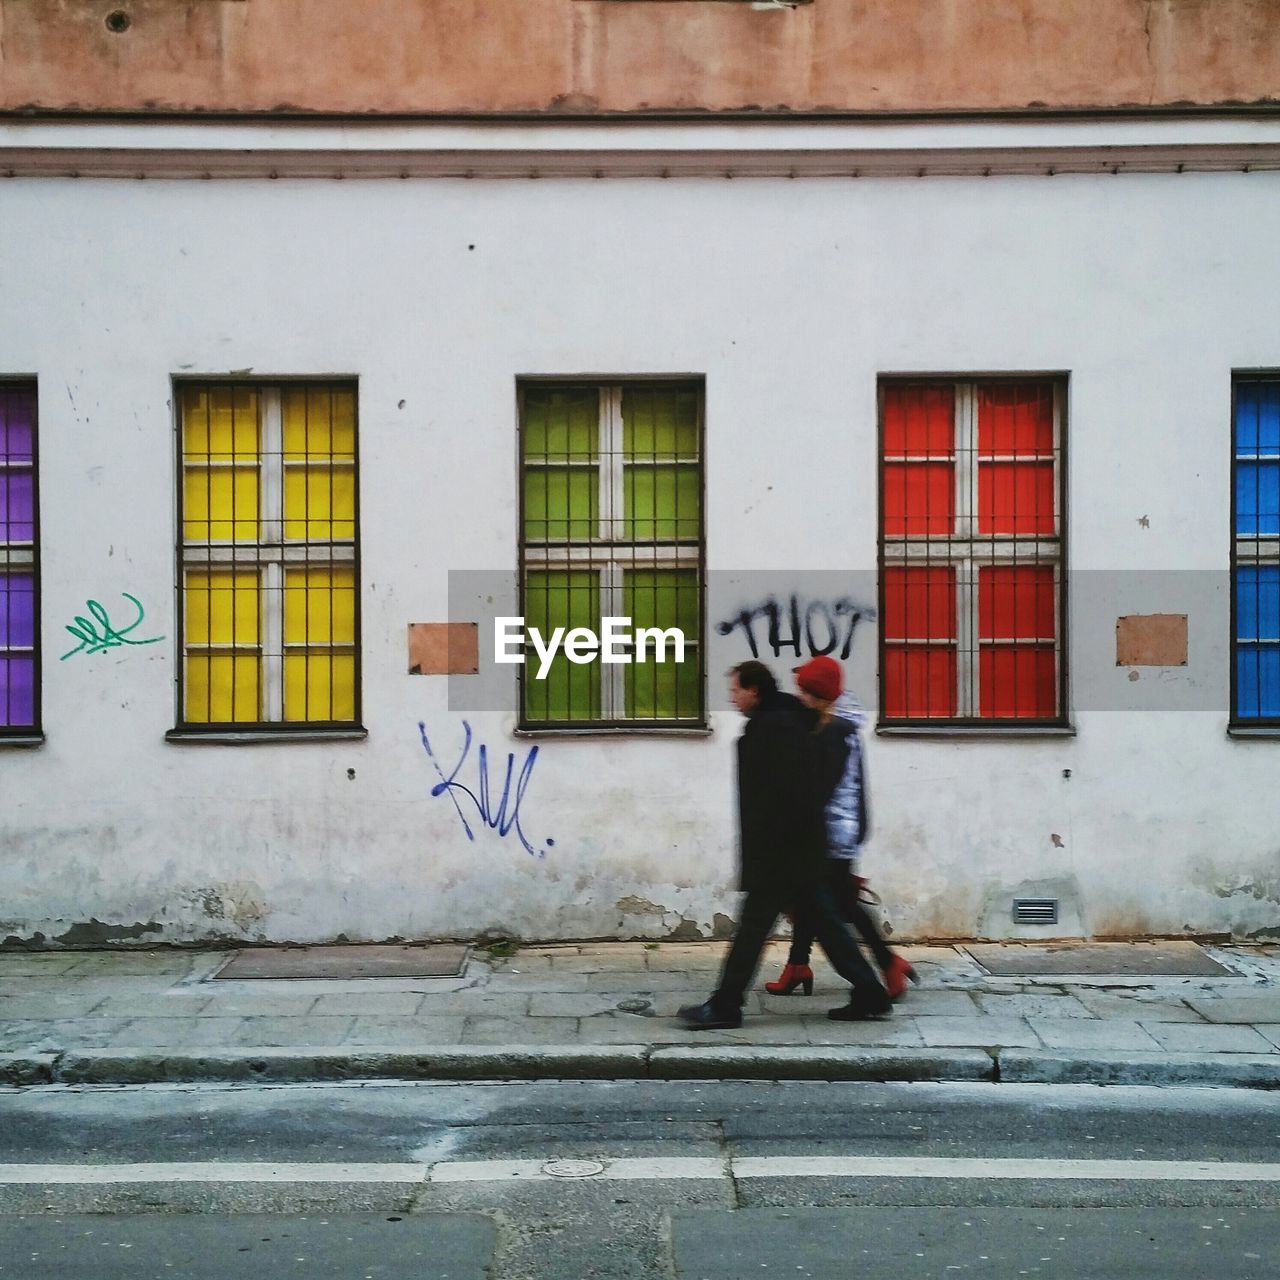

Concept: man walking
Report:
left=677, top=660, right=892, bottom=1030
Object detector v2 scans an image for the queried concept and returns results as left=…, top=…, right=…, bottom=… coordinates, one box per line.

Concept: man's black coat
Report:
left=735, top=690, right=850, bottom=894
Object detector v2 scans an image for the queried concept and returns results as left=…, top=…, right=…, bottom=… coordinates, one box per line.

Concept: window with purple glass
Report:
left=0, top=383, right=38, bottom=735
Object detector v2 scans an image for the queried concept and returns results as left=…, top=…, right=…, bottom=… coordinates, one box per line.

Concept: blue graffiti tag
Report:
left=418, top=720, right=555, bottom=859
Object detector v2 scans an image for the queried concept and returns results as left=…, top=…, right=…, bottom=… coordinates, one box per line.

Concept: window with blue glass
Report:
left=1, top=382, right=39, bottom=736
left=1233, top=377, right=1280, bottom=723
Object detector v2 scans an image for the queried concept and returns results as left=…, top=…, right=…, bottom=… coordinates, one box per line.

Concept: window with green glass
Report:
left=519, top=381, right=704, bottom=727
left=176, top=381, right=360, bottom=731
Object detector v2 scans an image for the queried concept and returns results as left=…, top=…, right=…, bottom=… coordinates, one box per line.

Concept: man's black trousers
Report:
left=710, top=877, right=884, bottom=1012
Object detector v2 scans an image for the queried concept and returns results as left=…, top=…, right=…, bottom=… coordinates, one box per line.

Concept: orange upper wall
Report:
left=1, top=0, right=1278, bottom=116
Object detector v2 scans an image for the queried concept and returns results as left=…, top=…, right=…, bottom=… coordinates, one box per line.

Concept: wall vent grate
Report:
left=1012, top=897, right=1059, bottom=925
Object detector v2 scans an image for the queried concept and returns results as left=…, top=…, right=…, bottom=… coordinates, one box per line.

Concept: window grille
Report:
left=1232, top=376, right=1280, bottom=724
left=175, top=381, right=360, bottom=731
left=0, top=382, right=38, bottom=736
left=518, top=380, right=705, bottom=728
left=878, top=378, right=1066, bottom=724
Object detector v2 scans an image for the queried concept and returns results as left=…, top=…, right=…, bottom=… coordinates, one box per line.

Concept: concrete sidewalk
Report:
left=2, top=940, right=1280, bottom=1090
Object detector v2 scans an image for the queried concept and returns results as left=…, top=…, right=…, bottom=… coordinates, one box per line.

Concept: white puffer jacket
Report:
left=825, top=692, right=868, bottom=860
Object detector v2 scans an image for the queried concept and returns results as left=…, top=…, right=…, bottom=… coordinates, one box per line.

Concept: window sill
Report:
left=0, top=734, right=44, bottom=749
left=514, top=724, right=712, bottom=739
left=1227, top=726, right=1280, bottom=740
left=876, top=724, right=1076, bottom=740
left=166, top=727, right=369, bottom=745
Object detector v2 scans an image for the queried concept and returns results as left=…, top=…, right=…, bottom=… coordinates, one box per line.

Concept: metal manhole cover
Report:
left=212, top=944, right=469, bottom=980
left=964, top=941, right=1233, bottom=977
left=542, top=1159, right=605, bottom=1179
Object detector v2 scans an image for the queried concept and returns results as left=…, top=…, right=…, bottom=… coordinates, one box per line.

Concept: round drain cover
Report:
left=542, top=1158, right=605, bottom=1179
left=615, top=997, right=652, bottom=1014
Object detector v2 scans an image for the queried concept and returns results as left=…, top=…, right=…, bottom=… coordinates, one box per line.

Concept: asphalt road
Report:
left=2, top=1079, right=1278, bottom=1278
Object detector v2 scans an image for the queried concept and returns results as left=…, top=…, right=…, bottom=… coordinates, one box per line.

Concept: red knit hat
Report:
left=793, top=655, right=843, bottom=703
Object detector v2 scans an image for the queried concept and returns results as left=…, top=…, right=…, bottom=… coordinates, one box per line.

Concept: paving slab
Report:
left=0, top=1017, right=136, bottom=1050
left=61, top=952, right=198, bottom=976
left=584, top=971, right=709, bottom=993
left=872, top=989, right=981, bottom=1016
left=570, top=1017, right=762, bottom=1047
left=87, top=993, right=213, bottom=1018
left=0, top=993, right=119, bottom=1019
left=229, top=1016, right=357, bottom=1047
left=1256, top=1025, right=1280, bottom=1051
left=1140, top=1022, right=1279, bottom=1053
left=1025, top=1018, right=1163, bottom=1051
left=482, top=971, right=591, bottom=993
left=190, top=992, right=324, bottom=1018
left=344, top=1016, right=467, bottom=1047
left=547, top=953, right=660, bottom=972
left=462, top=1015, right=580, bottom=1045
left=915, top=1016, right=1042, bottom=1049
left=1072, top=992, right=1205, bottom=1022
left=108, top=1017, right=243, bottom=1049
left=0, top=955, right=84, bottom=976
left=965, top=941, right=1235, bottom=977
left=308, top=991, right=425, bottom=1016
left=410, top=991, right=534, bottom=1016
left=1184, top=994, right=1280, bottom=1023
left=974, top=992, right=1097, bottom=1019
left=529, top=992, right=634, bottom=1017
left=797, top=1016, right=926, bottom=1046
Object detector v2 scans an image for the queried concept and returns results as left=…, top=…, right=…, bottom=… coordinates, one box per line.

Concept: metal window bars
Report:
left=879, top=377, right=1066, bottom=724
left=1231, top=375, right=1280, bottom=724
left=176, top=380, right=360, bottom=729
left=518, top=380, right=705, bottom=727
left=0, top=381, right=39, bottom=734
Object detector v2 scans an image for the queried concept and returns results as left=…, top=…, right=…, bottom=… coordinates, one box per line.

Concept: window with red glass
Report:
left=878, top=378, right=1065, bottom=725
left=1, top=382, right=39, bottom=737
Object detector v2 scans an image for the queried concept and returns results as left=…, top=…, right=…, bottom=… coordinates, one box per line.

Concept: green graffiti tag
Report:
left=60, top=593, right=165, bottom=660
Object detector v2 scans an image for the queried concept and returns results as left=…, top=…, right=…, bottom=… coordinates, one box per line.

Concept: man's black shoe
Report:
left=677, top=1000, right=743, bottom=1030
left=827, top=992, right=893, bottom=1021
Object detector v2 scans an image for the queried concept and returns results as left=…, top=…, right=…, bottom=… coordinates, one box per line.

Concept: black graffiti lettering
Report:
left=714, top=607, right=762, bottom=658
left=717, top=592, right=874, bottom=661
left=804, top=600, right=838, bottom=656
left=767, top=596, right=803, bottom=658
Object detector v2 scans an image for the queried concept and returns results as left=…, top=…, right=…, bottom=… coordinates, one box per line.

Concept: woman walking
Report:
left=765, top=655, right=918, bottom=1002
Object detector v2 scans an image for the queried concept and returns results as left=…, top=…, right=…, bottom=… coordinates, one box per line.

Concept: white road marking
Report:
left=1, top=1155, right=1280, bottom=1186
left=731, top=1157, right=1280, bottom=1182
left=0, top=1162, right=424, bottom=1184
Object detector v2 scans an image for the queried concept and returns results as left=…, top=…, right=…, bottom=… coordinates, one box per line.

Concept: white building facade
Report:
left=2, top=117, right=1278, bottom=946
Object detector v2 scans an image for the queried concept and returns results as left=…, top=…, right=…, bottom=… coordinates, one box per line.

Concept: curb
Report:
left=0, top=1053, right=57, bottom=1088
left=648, top=1046, right=995, bottom=1082
left=4, top=1044, right=1278, bottom=1089
left=53, top=1046, right=650, bottom=1086
left=999, top=1049, right=1280, bottom=1090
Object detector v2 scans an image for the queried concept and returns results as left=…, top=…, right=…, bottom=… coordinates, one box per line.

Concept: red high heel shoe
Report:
left=765, top=963, right=814, bottom=996
left=883, top=954, right=919, bottom=1001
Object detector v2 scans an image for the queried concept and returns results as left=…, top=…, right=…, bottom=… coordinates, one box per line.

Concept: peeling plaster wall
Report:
left=2, top=121, right=1280, bottom=944
left=1, top=0, right=1280, bottom=115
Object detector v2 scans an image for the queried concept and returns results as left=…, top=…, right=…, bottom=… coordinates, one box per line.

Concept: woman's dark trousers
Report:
left=789, top=860, right=895, bottom=972
left=710, top=876, right=881, bottom=1014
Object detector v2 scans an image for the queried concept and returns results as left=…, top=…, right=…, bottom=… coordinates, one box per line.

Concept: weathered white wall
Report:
left=2, top=119, right=1279, bottom=945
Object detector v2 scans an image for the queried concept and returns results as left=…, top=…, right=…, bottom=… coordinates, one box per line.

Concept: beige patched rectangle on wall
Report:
left=1116, top=614, right=1188, bottom=666
left=408, top=623, right=479, bottom=675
